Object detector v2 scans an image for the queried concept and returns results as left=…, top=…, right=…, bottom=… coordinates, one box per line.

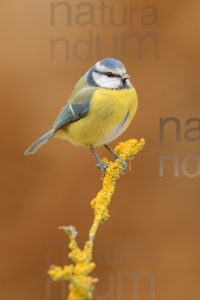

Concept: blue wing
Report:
left=53, top=101, right=90, bottom=131
left=53, top=80, right=97, bottom=132
left=25, top=101, right=91, bottom=155
left=25, top=81, right=96, bottom=155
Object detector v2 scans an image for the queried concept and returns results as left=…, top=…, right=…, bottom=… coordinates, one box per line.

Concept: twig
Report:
left=48, top=138, right=145, bottom=300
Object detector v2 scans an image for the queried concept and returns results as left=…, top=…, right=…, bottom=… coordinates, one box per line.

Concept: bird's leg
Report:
left=89, top=145, right=108, bottom=178
left=104, top=144, right=127, bottom=173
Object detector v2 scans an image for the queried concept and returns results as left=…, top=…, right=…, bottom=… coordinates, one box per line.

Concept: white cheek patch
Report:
left=92, top=72, right=121, bottom=89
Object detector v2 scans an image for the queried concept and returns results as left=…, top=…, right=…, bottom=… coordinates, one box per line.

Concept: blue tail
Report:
left=24, top=129, right=54, bottom=155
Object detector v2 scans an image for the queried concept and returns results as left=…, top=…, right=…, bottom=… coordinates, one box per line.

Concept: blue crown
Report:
left=98, top=58, right=125, bottom=71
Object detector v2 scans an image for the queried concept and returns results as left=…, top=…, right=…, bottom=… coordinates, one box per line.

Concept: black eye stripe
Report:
left=105, top=72, right=121, bottom=78
left=93, top=69, right=121, bottom=78
left=107, top=72, right=114, bottom=77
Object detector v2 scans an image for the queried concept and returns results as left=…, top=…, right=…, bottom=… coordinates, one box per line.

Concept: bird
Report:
left=25, top=58, right=138, bottom=177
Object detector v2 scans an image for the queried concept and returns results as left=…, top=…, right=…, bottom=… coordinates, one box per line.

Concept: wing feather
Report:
left=53, top=81, right=97, bottom=132
left=53, top=102, right=90, bottom=131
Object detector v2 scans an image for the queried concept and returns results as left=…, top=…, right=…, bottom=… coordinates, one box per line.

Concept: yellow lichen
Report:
left=48, top=138, right=145, bottom=300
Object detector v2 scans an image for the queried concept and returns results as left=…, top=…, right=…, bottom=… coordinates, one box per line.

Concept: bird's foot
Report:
left=103, top=145, right=127, bottom=175
left=118, top=158, right=127, bottom=174
left=96, top=161, right=108, bottom=179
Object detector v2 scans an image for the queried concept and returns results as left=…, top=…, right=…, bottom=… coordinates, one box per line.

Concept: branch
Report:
left=48, top=138, right=145, bottom=300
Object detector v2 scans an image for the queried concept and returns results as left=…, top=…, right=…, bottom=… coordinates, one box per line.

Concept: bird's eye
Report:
left=107, top=72, right=113, bottom=77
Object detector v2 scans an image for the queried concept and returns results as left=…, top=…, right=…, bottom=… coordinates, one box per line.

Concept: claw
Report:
left=104, top=145, right=127, bottom=175
left=96, top=161, right=108, bottom=178
left=119, top=159, right=127, bottom=174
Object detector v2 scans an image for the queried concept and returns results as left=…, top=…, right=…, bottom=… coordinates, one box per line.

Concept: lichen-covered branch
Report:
left=48, top=138, right=145, bottom=300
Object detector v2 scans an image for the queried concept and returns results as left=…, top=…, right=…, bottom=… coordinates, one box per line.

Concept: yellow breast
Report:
left=56, top=87, right=138, bottom=147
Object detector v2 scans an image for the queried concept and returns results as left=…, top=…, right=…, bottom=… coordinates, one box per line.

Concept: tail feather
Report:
left=24, top=129, right=54, bottom=155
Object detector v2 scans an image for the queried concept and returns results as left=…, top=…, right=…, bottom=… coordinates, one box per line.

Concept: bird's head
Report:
left=86, top=58, right=133, bottom=90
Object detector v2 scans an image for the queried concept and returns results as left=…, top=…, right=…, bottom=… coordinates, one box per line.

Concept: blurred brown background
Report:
left=0, top=0, right=200, bottom=299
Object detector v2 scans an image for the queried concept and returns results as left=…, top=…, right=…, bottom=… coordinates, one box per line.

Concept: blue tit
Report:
left=25, top=57, right=138, bottom=176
